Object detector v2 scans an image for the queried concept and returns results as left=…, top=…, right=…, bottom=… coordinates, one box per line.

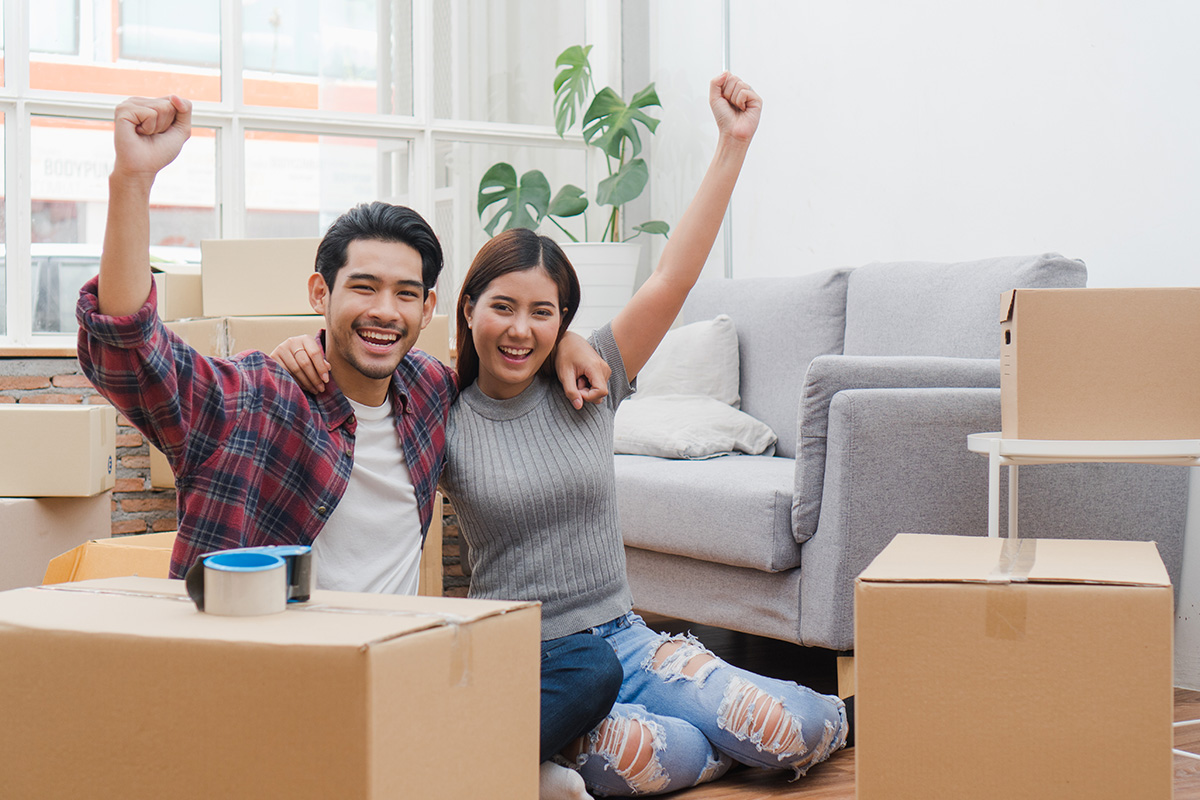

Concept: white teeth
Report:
left=499, top=346, right=531, bottom=357
left=360, top=331, right=398, bottom=344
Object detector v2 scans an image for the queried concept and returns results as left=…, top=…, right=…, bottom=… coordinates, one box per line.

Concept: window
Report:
left=2, top=0, right=605, bottom=349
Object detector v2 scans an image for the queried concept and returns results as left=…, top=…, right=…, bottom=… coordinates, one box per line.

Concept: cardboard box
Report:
left=202, top=237, right=321, bottom=316
left=0, top=577, right=539, bottom=799
left=1001, top=287, right=1200, bottom=440
left=0, top=405, right=116, bottom=497
left=165, top=315, right=322, bottom=358
left=0, top=493, right=112, bottom=591
left=44, top=531, right=176, bottom=584
left=152, top=262, right=203, bottom=321
left=149, top=441, right=174, bottom=489
left=855, top=533, right=1173, bottom=800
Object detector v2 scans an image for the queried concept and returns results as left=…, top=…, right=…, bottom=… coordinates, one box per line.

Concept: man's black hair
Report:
left=313, top=202, right=443, bottom=295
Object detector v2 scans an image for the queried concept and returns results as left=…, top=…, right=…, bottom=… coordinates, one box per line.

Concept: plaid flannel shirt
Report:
left=76, top=276, right=457, bottom=578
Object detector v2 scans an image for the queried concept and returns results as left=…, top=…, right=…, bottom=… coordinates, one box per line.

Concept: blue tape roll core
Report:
left=204, top=551, right=286, bottom=573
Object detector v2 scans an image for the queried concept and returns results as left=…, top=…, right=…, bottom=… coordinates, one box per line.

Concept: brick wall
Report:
left=1, top=355, right=466, bottom=595
left=0, top=357, right=177, bottom=535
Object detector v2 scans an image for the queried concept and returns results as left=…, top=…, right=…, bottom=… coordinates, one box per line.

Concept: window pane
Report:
left=244, top=130, right=411, bottom=238
left=432, top=0, right=585, bottom=124
left=243, top=0, right=413, bottom=115
left=434, top=139, right=586, bottom=316
left=31, top=116, right=216, bottom=335
left=30, top=0, right=221, bottom=102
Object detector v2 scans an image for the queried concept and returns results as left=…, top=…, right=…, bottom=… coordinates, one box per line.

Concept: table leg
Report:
left=987, top=440, right=1001, bottom=538
left=1008, top=464, right=1019, bottom=539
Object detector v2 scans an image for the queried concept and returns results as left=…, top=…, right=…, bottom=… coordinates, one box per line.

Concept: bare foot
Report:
left=539, top=761, right=592, bottom=800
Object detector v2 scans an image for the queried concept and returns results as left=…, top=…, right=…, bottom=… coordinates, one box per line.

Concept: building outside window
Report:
left=1, top=0, right=610, bottom=348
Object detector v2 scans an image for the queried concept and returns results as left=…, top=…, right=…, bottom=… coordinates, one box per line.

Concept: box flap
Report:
left=43, top=532, right=176, bottom=584
left=1000, top=288, right=1017, bottom=323
left=151, top=263, right=201, bottom=276
left=858, top=534, right=1170, bottom=587
left=0, top=577, right=538, bottom=647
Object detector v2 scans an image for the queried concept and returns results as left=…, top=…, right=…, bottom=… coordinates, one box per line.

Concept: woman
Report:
left=279, top=73, right=847, bottom=798
left=442, top=72, right=845, bottom=797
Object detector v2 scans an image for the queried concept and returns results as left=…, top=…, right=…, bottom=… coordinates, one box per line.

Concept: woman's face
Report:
left=465, top=267, right=563, bottom=400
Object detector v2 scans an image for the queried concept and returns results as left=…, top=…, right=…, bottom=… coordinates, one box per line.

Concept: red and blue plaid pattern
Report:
left=77, top=277, right=456, bottom=578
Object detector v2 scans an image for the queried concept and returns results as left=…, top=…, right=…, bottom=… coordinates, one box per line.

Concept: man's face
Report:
left=308, top=239, right=435, bottom=404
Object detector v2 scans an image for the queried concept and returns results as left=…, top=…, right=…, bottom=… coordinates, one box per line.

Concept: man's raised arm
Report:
left=99, top=95, right=192, bottom=317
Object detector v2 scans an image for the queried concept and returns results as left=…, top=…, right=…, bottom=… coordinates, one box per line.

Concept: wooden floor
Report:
left=636, top=614, right=1200, bottom=799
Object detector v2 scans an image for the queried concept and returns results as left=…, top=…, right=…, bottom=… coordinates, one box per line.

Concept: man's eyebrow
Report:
left=344, top=272, right=424, bottom=289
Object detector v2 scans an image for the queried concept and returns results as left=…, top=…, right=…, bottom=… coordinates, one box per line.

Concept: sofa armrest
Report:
left=797, top=386, right=1001, bottom=649
left=792, top=356, right=1000, bottom=541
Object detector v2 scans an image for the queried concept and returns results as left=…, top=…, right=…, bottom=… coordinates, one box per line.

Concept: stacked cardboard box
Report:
left=0, top=405, right=117, bottom=590
left=0, top=577, right=539, bottom=799
left=43, top=530, right=176, bottom=584
left=1000, top=287, right=1200, bottom=440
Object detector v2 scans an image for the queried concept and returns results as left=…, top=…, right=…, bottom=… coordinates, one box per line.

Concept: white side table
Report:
left=966, top=432, right=1200, bottom=539
left=968, top=431, right=1200, bottom=761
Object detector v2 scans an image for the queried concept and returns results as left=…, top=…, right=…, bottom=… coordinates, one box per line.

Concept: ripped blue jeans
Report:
left=566, top=612, right=847, bottom=797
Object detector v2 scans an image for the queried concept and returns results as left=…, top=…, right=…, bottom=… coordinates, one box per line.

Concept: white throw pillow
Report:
left=614, top=395, right=777, bottom=460
left=633, top=314, right=741, bottom=407
left=615, top=314, right=777, bottom=459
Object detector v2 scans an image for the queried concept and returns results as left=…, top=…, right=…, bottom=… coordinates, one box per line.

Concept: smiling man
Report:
left=77, top=95, right=607, bottom=587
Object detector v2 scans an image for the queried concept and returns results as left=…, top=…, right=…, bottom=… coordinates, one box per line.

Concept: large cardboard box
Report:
left=0, top=577, right=539, bottom=799
left=202, top=237, right=321, bottom=316
left=0, top=493, right=112, bottom=590
left=0, top=405, right=116, bottom=497
left=44, top=531, right=176, bottom=584
left=152, top=263, right=203, bottom=321
left=165, top=315, right=322, bottom=358
left=855, top=533, right=1173, bottom=800
left=1000, top=287, right=1200, bottom=440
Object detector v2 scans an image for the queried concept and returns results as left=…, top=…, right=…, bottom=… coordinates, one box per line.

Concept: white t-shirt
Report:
left=312, top=396, right=423, bottom=595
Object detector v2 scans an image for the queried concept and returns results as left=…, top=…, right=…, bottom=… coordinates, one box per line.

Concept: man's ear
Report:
left=419, top=287, right=437, bottom=329
left=309, top=272, right=330, bottom=315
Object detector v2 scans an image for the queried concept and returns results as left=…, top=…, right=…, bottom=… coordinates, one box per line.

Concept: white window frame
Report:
left=0, top=0, right=615, bottom=352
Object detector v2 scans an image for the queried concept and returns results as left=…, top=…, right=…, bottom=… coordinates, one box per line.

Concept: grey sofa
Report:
left=615, top=253, right=1189, bottom=652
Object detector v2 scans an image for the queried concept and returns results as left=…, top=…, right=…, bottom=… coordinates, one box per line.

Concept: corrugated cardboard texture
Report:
left=856, top=534, right=1174, bottom=799
left=43, top=531, right=176, bottom=584
left=0, top=493, right=112, bottom=591
left=201, top=237, right=321, bottom=317
left=0, top=405, right=116, bottom=497
left=1001, top=287, right=1200, bottom=440
left=0, top=578, right=539, bottom=799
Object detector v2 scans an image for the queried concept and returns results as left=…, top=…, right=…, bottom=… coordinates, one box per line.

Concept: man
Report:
left=77, top=95, right=609, bottom=587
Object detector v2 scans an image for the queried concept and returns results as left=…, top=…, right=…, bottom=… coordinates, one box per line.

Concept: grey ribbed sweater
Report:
left=440, top=325, right=634, bottom=640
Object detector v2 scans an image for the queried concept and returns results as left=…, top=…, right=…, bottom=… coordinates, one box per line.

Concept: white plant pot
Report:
left=560, top=242, right=641, bottom=336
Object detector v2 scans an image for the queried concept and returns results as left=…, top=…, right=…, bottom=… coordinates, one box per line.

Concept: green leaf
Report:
left=548, top=184, right=588, bottom=218
left=553, top=45, right=593, bottom=137
left=582, top=84, right=662, bottom=160
left=596, top=158, right=648, bottom=207
left=477, top=163, right=551, bottom=235
left=632, top=220, right=670, bottom=237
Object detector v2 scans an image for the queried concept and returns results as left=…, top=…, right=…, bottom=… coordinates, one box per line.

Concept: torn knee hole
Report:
left=718, top=678, right=806, bottom=759
left=650, top=638, right=717, bottom=680
left=591, top=715, right=672, bottom=793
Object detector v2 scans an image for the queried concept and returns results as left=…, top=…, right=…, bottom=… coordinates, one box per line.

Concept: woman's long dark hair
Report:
left=455, top=228, right=581, bottom=389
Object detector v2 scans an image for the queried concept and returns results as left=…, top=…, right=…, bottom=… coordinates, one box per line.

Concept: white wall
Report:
left=716, top=0, right=1200, bottom=287
left=648, top=0, right=1200, bottom=687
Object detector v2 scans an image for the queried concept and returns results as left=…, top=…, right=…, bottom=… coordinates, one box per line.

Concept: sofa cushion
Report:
left=614, top=396, right=777, bottom=460
left=681, top=270, right=851, bottom=458
left=615, top=453, right=801, bottom=573
left=842, top=253, right=1087, bottom=358
left=631, top=314, right=740, bottom=405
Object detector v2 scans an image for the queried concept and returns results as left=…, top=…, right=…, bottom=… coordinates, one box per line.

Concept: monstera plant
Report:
left=477, top=44, right=670, bottom=243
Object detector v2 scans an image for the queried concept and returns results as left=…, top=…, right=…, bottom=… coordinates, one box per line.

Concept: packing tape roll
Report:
left=202, top=551, right=288, bottom=616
